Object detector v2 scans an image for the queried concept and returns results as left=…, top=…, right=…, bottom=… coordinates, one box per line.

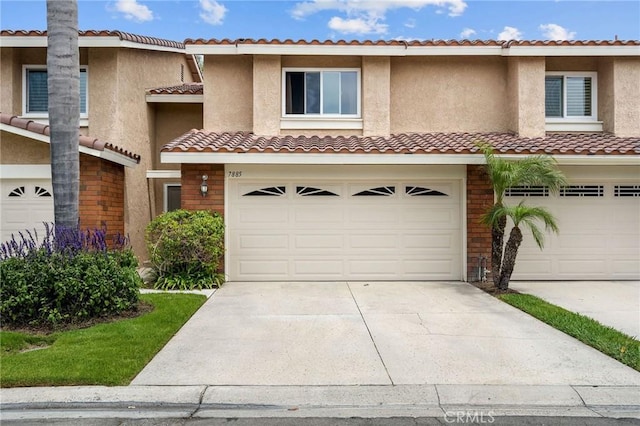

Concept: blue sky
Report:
left=1, top=0, right=639, bottom=42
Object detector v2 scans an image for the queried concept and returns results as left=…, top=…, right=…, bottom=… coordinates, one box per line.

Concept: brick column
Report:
left=466, top=165, right=493, bottom=281
left=79, top=155, right=125, bottom=241
left=181, top=164, right=224, bottom=215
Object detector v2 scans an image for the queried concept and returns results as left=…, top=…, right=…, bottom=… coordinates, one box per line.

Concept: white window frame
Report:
left=22, top=65, right=89, bottom=125
left=163, top=183, right=181, bottom=213
left=545, top=71, right=602, bottom=132
left=281, top=67, right=362, bottom=130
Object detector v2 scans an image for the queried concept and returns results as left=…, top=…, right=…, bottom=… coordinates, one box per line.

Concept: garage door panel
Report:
left=238, top=234, right=289, bottom=250
left=229, top=178, right=462, bottom=281
left=1, top=179, right=54, bottom=244
left=508, top=177, right=639, bottom=280
left=294, top=259, right=344, bottom=277
left=294, top=234, right=343, bottom=249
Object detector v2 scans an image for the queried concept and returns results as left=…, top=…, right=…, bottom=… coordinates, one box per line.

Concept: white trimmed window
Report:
left=23, top=65, right=88, bottom=120
left=281, top=68, right=362, bottom=130
left=545, top=72, right=601, bottom=131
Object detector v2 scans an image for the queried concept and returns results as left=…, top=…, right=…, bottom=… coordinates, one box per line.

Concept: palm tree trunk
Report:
left=491, top=214, right=506, bottom=287
left=47, top=0, right=80, bottom=230
left=498, top=226, right=523, bottom=290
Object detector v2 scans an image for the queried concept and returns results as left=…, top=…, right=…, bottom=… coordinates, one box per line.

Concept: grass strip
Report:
left=0, top=293, right=206, bottom=387
left=499, top=293, right=639, bottom=372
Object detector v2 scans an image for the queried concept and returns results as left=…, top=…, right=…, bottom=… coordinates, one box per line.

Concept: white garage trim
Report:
left=224, top=165, right=466, bottom=282
left=0, top=165, right=51, bottom=179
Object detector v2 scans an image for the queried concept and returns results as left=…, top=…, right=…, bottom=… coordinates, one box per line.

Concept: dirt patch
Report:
left=471, top=281, right=520, bottom=296
left=1, top=300, right=154, bottom=335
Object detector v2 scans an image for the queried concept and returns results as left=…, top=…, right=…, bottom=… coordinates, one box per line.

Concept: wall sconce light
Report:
left=200, top=175, right=208, bottom=197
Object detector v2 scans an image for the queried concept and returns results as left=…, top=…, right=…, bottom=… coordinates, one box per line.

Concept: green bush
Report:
left=145, top=209, right=225, bottom=290
left=0, top=227, right=141, bottom=327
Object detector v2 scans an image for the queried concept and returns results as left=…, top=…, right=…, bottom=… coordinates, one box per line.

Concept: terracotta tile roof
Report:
left=185, top=38, right=639, bottom=47
left=0, top=113, right=141, bottom=163
left=162, top=130, right=640, bottom=156
left=1, top=29, right=185, bottom=49
left=147, top=83, right=203, bottom=95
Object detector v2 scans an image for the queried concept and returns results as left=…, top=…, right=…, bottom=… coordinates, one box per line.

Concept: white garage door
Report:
left=228, top=178, right=462, bottom=281
left=508, top=181, right=640, bottom=280
left=1, top=179, right=54, bottom=244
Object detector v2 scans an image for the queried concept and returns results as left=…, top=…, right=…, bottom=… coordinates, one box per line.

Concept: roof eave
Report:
left=0, top=36, right=185, bottom=53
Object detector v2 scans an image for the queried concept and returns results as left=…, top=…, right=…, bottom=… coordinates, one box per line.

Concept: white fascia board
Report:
left=162, top=151, right=640, bottom=166
left=146, top=170, right=181, bottom=179
left=504, top=45, right=640, bottom=57
left=146, top=94, right=203, bottom=103
left=2, top=124, right=137, bottom=168
left=186, top=43, right=502, bottom=56
left=0, top=164, right=52, bottom=179
left=1, top=36, right=184, bottom=53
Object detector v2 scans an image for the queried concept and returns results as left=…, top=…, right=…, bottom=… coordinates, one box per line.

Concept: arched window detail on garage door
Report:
left=35, top=186, right=52, bottom=197
left=8, top=186, right=25, bottom=197
left=614, top=185, right=640, bottom=197
left=353, top=186, right=395, bottom=196
left=243, top=186, right=286, bottom=196
left=505, top=186, right=549, bottom=197
left=296, top=186, right=339, bottom=196
left=405, top=186, right=448, bottom=197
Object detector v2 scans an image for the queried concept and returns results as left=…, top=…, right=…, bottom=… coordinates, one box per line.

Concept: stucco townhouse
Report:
left=161, top=38, right=640, bottom=282
left=0, top=30, right=202, bottom=255
left=1, top=33, right=639, bottom=283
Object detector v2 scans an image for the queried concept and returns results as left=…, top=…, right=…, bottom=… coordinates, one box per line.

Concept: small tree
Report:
left=480, top=144, right=566, bottom=290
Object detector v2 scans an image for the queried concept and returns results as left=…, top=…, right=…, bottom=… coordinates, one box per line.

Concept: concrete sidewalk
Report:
left=510, top=281, right=640, bottom=338
left=1, top=384, right=639, bottom=420
left=131, top=281, right=639, bottom=386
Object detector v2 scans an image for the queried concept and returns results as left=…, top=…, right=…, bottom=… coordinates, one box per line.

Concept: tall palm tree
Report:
left=485, top=202, right=559, bottom=290
left=47, top=0, right=80, bottom=230
left=479, top=144, right=566, bottom=289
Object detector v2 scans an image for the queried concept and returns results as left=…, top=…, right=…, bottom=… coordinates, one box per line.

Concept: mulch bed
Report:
left=471, top=280, right=520, bottom=296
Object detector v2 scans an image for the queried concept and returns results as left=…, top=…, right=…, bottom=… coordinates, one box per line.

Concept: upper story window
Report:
left=545, top=72, right=601, bottom=132
left=23, top=66, right=88, bottom=118
left=281, top=68, right=362, bottom=130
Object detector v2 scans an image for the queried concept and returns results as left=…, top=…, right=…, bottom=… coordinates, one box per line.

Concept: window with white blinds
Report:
left=545, top=72, right=596, bottom=120
left=24, top=66, right=88, bottom=116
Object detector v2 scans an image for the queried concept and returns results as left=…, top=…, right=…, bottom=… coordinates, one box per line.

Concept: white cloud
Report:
left=459, top=27, right=476, bottom=38
left=498, top=26, right=522, bottom=40
left=114, top=0, right=153, bottom=22
left=539, top=23, right=576, bottom=40
left=199, top=0, right=227, bottom=26
left=291, top=0, right=467, bottom=35
left=404, top=18, right=416, bottom=29
left=328, top=16, right=387, bottom=34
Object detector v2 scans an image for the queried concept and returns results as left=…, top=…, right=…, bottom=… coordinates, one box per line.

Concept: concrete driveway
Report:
left=132, top=281, right=640, bottom=386
left=510, top=281, right=639, bottom=338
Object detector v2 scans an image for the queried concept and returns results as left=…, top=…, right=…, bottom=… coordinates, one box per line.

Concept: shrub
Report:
left=145, top=210, right=224, bottom=290
left=0, top=225, right=141, bottom=327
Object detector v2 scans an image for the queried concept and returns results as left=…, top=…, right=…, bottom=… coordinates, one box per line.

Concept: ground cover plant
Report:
left=499, top=293, right=639, bottom=371
left=0, top=293, right=206, bottom=387
left=0, top=225, right=140, bottom=328
left=146, top=209, right=225, bottom=290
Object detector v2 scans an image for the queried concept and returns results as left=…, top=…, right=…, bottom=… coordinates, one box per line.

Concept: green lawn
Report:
left=499, top=293, right=639, bottom=372
left=0, top=293, right=206, bottom=387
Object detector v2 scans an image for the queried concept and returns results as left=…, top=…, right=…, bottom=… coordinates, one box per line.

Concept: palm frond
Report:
left=505, top=202, right=559, bottom=249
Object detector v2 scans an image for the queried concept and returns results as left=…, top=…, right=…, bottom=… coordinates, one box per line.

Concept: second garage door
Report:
left=1, top=179, right=54, bottom=244
left=228, top=177, right=462, bottom=281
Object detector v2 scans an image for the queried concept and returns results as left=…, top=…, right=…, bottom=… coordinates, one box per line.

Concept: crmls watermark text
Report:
left=444, top=410, right=496, bottom=424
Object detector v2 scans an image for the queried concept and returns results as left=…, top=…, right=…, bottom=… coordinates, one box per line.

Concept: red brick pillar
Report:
left=79, top=155, right=125, bottom=241
left=466, top=165, right=493, bottom=281
left=180, top=164, right=225, bottom=215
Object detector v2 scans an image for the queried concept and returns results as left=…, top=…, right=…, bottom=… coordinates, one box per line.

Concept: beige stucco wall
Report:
left=362, top=56, right=390, bottom=137
left=506, top=57, right=545, bottom=137
left=598, top=58, right=615, bottom=133
left=151, top=103, right=202, bottom=216
left=611, top=57, right=640, bottom=137
left=390, top=56, right=509, bottom=133
left=203, top=55, right=253, bottom=132
left=253, top=55, right=281, bottom=136
left=0, top=133, right=50, bottom=163
left=546, top=57, right=599, bottom=72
